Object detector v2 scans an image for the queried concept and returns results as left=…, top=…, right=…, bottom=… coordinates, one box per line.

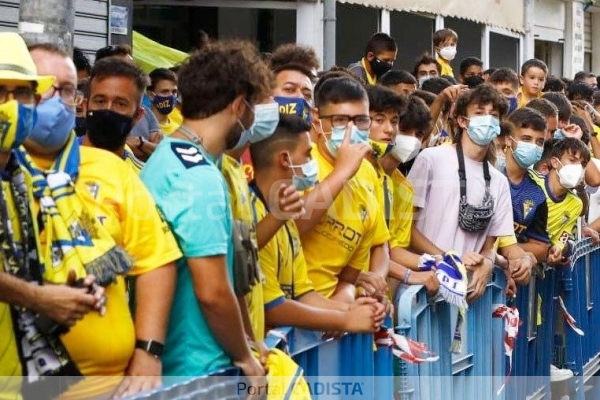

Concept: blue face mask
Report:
left=152, top=94, right=176, bottom=115
left=287, top=153, right=318, bottom=191
left=325, top=125, right=369, bottom=157
left=0, top=100, right=37, bottom=151
left=507, top=97, right=518, bottom=114
left=249, top=103, right=280, bottom=144
left=554, top=129, right=566, bottom=140
left=29, top=96, right=75, bottom=150
left=231, top=128, right=252, bottom=151
left=274, top=96, right=312, bottom=122
left=465, top=115, right=500, bottom=146
left=510, top=137, right=543, bottom=168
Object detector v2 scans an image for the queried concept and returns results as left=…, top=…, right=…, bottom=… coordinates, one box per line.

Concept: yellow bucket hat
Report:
left=0, top=32, right=55, bottom=94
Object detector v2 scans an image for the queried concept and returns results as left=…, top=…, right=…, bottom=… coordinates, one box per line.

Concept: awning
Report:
left=338, top=0, right=525, bottom=33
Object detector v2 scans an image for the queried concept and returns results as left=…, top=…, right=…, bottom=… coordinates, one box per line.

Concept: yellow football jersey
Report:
left=220, top=154, right=265, bottom=340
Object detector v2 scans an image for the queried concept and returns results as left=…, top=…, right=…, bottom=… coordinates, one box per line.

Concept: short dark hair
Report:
left=489, top=68, right=519, bottom=89
left=567, top=82, right=594, bottom=102
left=89, top=57, right=146, bottom=103
left=543, top=75, right=567, bottom=92
left=454, top=84, right=509, bottom=120
left=366, top=85, right=407, bottom=114
left=400, top=96, right=432, bottom=136
left=520, top=58, right=548, bottom=76
left=380, top=70, right=417, bottom=87
left=421, top=77, right=451, bottom=95
left=95, top=44, right=132, bottom=62
left=541, top=92, right=572, bottom=122
left=28, top=43, right=69, bottom=58
left=365, top=33, right=397, bottom=56
left=459, top=57, right=483, bottom=78
left=573, top=71, right=595, bottom=83
left=73, top=47, right=91, bottom=74
left=433, top=28, right=458, bottom=47
left=526, top=98, right=558, bottom=118
left=545, top=137, right=591, bottom=166
left=507, top=107, right=547, bottom=134
left=270, top=43, right=320, bottom=76
left=410, top=89, right=437, bottom=107
left=483, top=68, right=497, bottom=77
left=178, top=40, right=273, bottom=119
left=249, top=114, right=311, bottom=169
left=499, top=121, right=514, bottom=138
left=314, top=76, right=367, bottom=108
left=148, top=68, right=177, bottom=91
left=413, top=54, right=441, bottom=78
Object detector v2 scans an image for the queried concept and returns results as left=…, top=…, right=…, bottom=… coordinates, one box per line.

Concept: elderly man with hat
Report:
left=0, top=32, right=107, bottom=400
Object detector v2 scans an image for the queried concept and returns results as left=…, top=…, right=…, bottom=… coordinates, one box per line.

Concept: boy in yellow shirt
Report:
left=433, top=28, right=458, bottom=77
left=517, top=59, right=547, bottom=108
left=301, top=74, right=391, bottom=311
left=249, top=114, right=385, bottom=332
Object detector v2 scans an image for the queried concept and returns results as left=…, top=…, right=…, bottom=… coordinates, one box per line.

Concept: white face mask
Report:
left=390, top=134, right=422, bottom=163
left=557, top=161, right=584, bottom=189
left=439, top=46, right=457, bottom=61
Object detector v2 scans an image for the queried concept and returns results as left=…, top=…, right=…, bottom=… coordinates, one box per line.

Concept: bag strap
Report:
left=456, top=143, right=491, bottom=199
left=383, top=176, right=391, bottom=228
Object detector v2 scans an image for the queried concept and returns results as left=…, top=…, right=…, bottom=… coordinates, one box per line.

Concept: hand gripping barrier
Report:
left=395, top=267, right=506, bottom=400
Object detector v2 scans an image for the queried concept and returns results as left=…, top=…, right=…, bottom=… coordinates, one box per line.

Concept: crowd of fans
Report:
left=1, top=26, right=600, bottom=399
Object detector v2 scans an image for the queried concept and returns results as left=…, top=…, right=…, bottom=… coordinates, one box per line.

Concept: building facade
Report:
left=1, top=0, right=600, bottom=78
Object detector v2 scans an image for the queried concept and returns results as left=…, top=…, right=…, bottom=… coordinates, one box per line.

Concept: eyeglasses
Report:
left=319, top=114, right=372, bottom=130
left=0, top=86, right=36, bottom=104
left=44, top=85, right=84, bottom=106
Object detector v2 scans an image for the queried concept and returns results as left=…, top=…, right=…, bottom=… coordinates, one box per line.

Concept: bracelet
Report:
left=404, top=269, right=412, bottom=285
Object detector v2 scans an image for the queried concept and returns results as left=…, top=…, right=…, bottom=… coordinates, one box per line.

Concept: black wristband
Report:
left=135, top=339, right=163, bottom=358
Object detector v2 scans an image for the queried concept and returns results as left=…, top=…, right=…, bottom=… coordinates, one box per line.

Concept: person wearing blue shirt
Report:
left=140, top=40, right=273, bottom=378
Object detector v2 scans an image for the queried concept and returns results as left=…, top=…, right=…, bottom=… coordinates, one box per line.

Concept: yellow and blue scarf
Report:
left=16, top=133, right=132, bottom=286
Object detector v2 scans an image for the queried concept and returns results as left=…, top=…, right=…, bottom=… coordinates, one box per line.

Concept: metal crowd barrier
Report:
left=124, top=240, right=600, bottom=400
left=395, top=266, right=506, bottom=400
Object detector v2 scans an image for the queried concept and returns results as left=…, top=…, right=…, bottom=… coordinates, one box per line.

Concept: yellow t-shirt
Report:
left=301, top=147, right=390, bottom=298
left=170, top=107, right=183, bottom=128
left=517, top=87, right=542, bottom=109
left=437, top=57, right=453, bottom=77
left=531, top=172, right=582, bottom=250
left=0, top=181, right=25, bottom=400
left=388, top=169, right=414, bottom=249
left=497, top=234, right=518, bottom=249
left=250, top=189, right=314, bottom=311
left=219, top=154, right=265, bottom=341
left=27, top=146, right=182, bottom=397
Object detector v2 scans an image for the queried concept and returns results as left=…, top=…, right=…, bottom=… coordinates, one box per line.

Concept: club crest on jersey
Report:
left=522, top=199, right=534, bottom=219
left=85, top=181, right=100, bottom=200
left=171, top=143, right=208, bottom=168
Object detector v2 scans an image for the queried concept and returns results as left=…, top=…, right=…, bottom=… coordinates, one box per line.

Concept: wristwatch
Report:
left=135, top=339, right=164, bottom=358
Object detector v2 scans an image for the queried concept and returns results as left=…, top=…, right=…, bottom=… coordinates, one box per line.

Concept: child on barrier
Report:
left=248, top=114, right=385, bottom=333
left=408, top=84, right=533, bottom=302
left=517, top=59, right=547, bottom=109
left=532, top=138, right=589, bottom=264
left=347, top=32, right=397, bottom=85
left=433, top=28, right=458, bottom=78
left=364, top=85, right=439, bottom=296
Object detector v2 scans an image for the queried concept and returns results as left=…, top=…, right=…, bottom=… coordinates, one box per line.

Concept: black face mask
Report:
left=369, top=58, right=393, bottom=78
left=464, top=75, right=485, bottom=89
left=74, top=117, right=87, bottom=137
left=86, top=109, right=134, bottom=152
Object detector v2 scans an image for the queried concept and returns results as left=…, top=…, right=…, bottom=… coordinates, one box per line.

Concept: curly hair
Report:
left=270, top=43, right=320, bottom=75
left=454, top=84, right=508, bottom=120
left=178, top=40, right=274, bottom=119
left=400, top=96, right=432, bottom=135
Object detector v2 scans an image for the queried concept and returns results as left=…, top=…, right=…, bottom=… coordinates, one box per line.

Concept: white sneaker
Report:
left=550, top=364, right=574, bottom=382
